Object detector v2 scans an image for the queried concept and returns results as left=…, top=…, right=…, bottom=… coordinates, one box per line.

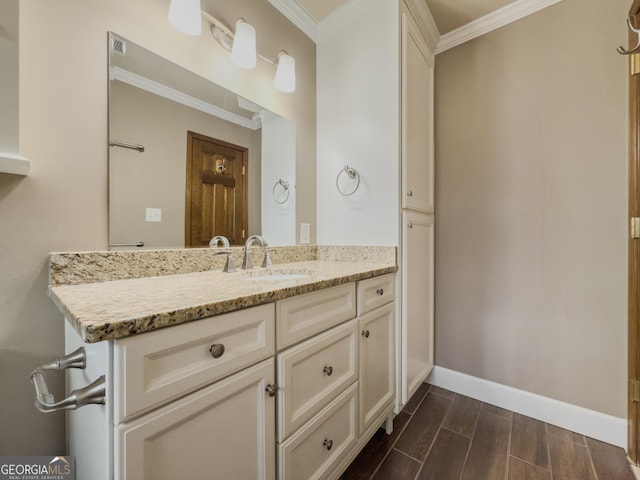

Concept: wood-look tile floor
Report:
left=341, top=383, right=635, bottom=480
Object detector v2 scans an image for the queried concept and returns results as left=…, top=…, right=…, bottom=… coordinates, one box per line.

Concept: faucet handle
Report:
left=262, top=248, right=276, bottom=268
left=214, top=250, right=236, bottom=273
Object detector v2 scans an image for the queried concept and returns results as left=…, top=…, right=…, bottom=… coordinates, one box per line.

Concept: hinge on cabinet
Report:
left=631, top=379, right=640, bottom=402
left=631, top=53, right=640, bottom=76
left=632, top=217, right=640, bottom=239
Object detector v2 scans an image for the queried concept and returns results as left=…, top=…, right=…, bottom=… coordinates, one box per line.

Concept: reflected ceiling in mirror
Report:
left=108, top=33, right=296, bottom=250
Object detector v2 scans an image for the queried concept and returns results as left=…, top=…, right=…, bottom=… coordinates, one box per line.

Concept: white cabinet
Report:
left=359, top=303, right=395, bottom=434
left=116, top=359, right=276, bottom=480
left=401, top=4, right=434, bottom=214
left=402, top=212, right=434, bottom=400
left=65, top=275, right=395, bottom=480
left=400, top=0, right=436, bottom=405
left=275, top=277, right=396, bottom=480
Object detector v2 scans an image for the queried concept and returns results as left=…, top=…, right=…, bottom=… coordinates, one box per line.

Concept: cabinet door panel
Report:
left=114, top=303, right=274, bottom=423
left=278, top=383, right=358, bottom=480
left=116, top=359, right=275, bottom=480
left=277, top=319, right=358, bottom=442
left=401, top=11, right=434, bottom=213
left=402, top=212, right=434, bottom=403
left=276, top=284, right=356, bottom=350
left=357, top=273, right=395, bottom=316
left=359, top=303, right=395, bottom=434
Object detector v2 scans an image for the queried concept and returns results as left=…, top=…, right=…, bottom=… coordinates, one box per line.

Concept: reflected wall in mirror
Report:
left=108, top=33, right=296, bottom=250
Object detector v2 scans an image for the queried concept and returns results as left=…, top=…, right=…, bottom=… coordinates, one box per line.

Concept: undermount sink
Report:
left=243, top=268, right=312, bottom=281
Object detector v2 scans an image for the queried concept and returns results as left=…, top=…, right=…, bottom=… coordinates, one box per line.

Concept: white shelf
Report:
left=0, top=153, right=31, bottom=176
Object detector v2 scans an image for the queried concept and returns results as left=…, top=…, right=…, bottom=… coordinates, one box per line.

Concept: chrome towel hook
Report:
left=618, top=16, right=640, bottom=54
left=273, top=178, right=290, bottom=204
left=336, top=165, right=360, bottom=196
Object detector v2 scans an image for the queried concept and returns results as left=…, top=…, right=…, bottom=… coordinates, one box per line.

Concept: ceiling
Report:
left=293, top=0, right=517, bottom=34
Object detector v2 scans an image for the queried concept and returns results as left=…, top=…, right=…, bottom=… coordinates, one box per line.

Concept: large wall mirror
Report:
left=108, top=32, right=296, bottom=250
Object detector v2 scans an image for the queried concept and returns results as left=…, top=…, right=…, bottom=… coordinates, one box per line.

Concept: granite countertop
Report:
left=50, top=259, right=397, bottom=343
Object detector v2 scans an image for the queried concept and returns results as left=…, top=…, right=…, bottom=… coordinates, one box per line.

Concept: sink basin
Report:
left=243, top=268, right=312, bottom=281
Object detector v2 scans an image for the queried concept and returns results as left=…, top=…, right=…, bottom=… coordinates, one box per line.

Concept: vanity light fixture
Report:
left=169, top=7, right=295, bottom=92
left=230, top=19, right=257, bottom=69
left=274, top=51, right=296, bottom=93
left=198, top=11, right=296, bottom=93
left=168, top=0, right=202, bottom=36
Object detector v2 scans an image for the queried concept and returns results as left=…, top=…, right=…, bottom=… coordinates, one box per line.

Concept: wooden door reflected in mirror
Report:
left=185, top=131, right=248, bottom=247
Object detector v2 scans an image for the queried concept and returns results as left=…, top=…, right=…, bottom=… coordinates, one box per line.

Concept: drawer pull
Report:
left=265, top=384, right=278, bottom=397
left=323, top=366, right=334, bottom=376
left=323, top=439, right=333, bottom=451
left=361, top=330, right=370, bottom=338
left=376, top=288, right=384, bottom=296
left=209, top=344, right=226, bottom=359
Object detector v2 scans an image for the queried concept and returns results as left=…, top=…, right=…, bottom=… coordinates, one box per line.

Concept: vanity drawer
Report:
left=357, top=274, right=395, bottom=315
left=276, top=283, right=356, bottom=350
left=277, top=319, right=358, bottom=442
left=114, top=303, right=275, bottom=423
left=278, top=383, right=358, bottom=480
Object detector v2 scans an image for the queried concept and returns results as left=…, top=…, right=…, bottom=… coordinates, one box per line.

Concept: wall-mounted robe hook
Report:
left=618, top=17, right=640, bottom=54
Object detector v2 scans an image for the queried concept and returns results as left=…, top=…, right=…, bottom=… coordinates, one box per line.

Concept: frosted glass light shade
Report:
left=231, top=20, right=256, bottom=69
left=275, top=52, right=296, bottom=93
left=168, top=0, right=202, bottom=35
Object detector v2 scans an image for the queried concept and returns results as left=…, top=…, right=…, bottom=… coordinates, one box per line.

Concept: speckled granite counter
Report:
left=49, top=246, right=397, bottom=343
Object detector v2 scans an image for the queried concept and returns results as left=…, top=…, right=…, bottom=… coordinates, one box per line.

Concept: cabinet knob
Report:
left=361, top=330, right=370, bottom=338
left=408, top=223, right=413, bottom=229
left=323, top=439, right=333, bottom=451
left=408, top=191, right=413, bottom=197
left=265, top=384, right=278, bottom=397
left=323, top=366, right=334, bottom=376
left=209, top=344, right=225, bottom=359
left=376, top=288, right=384, bottom=296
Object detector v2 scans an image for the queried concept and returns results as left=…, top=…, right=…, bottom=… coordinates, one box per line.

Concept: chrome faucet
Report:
left=210, top=235, right=235, bottom=272
left=243, top=235, right=267, bottom=269
left=209, top=236, right=230, bottom=248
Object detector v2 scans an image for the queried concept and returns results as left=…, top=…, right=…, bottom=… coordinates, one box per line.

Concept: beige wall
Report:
left=434, top=0, right=628, bottom=417
left=0, top=0, right=315, bottom=454
left=109, top=81, right=261, bottom=249
left=0, top=0, right=19, bottom=153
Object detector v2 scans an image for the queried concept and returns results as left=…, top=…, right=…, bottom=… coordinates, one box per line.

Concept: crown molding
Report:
left=267, top=0, right=317, bottom=42
left=436, top=0, right=564, bottom=54
left=404, top=0, right=441, bottom=53
left=110, top=66, right=261, bottom=131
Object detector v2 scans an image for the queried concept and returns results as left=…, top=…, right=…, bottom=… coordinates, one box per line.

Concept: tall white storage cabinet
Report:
left=317, top=0, right=438, bottom=410
left=399, top=2, right=436, bottom=404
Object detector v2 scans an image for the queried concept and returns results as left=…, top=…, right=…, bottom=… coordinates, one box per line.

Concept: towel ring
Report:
left=336, top=165, right=360, bottom=196
left=273, top=179, right=290, bottom=204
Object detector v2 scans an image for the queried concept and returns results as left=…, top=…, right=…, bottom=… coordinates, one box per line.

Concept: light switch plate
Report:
left=300, top=223, right=310, bottom=244
left=146, top=208, right=162, bottom=223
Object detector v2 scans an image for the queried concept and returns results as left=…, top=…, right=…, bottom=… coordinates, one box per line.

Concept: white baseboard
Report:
left=427, top=366, right=627, bottom=449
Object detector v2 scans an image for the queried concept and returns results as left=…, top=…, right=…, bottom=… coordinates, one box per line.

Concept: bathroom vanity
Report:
left=43, top=246, right=397, bottom=480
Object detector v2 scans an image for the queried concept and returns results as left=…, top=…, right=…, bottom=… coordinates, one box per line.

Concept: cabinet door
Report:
left=277, top=319, right=358, bottom=442
left=116, top=358, right=275, bottom=480
left=359, top=303, right=395, bottom=434
left=402, top=212, right=434, bottom=404
left=401, top=10, right=434, bottom=213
